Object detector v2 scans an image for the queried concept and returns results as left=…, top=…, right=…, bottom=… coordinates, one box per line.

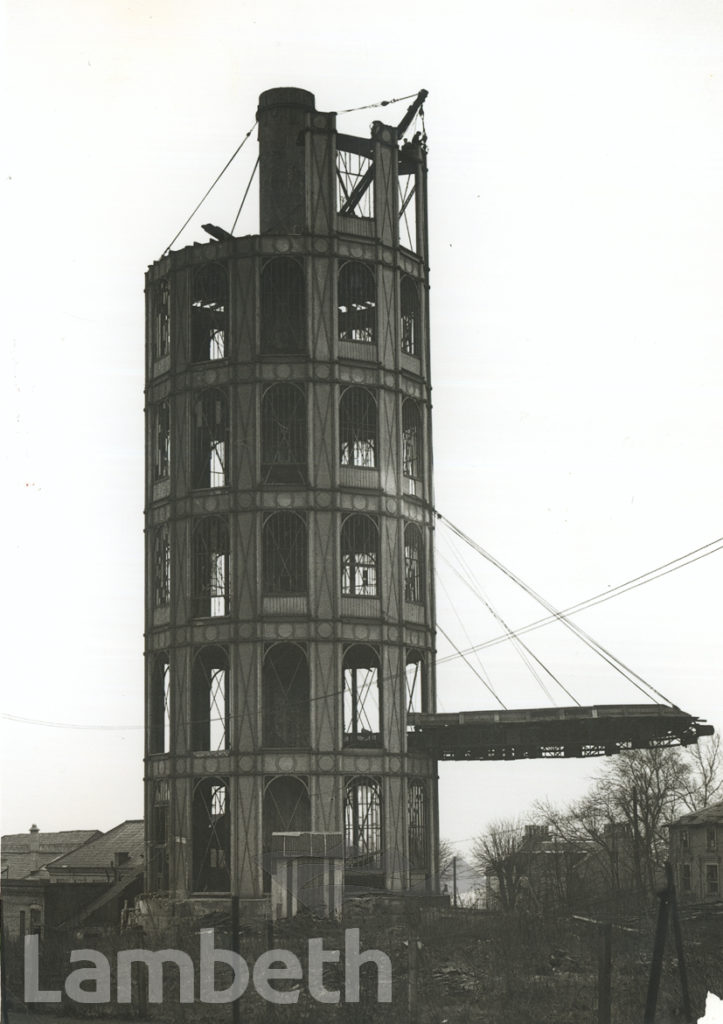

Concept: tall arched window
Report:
left=262, top=512, right=307, bottom=594
left=154, top=401, right=170, bottom=481
left=191, top=646, right=229, bottom=752
left=341, top=514, right=378, bottom=597
left=153, top=278, right=170, bottom=361
left=400, top=275, right=420, bottom=356
left=263, top=776, right=310, bottom=892
left=260, top=257, right=305, bottom=353
left=150, top=779, right=170, bottom=892
left=408, top=779, right=428, bottom=871
left=262, top=643, right=310, bottom=748
left=261, top=383, right=307, bottom=483
left=402, top=399, right=422, bottom=495
left=343, top=645, right=381, bottom=747
left=405, top=649, right=424, bottom=718
left=153, top=523, right=170, bottom=607
left=192, top=517, right=229, bottom=617
left=340, top=387, right=377, bottom=468
left=192, top=777, right=230, bottom=892
left=345, top=776, right=383, bottom=878
left=192, top=389, right=228, bottom=489
left=404, top=523, right=424, bottom=604
left=191, top=263, right=226, bottom=362
left=338, top=261, right=376, bottom=344
left=149, top=652, right=171, bottom=754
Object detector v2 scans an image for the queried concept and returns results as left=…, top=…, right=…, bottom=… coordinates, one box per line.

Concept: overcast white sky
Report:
left=3, top=0, right=723, bottom=855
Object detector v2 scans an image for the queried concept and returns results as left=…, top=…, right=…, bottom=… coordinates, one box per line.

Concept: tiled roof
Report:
left=1, top=831, right=102, bottom=879
left=670, top=801, right=723, bottom=828
left=46, top=821, right=144, bottom=871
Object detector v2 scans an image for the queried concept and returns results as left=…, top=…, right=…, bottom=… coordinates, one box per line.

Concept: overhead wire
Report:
left=162, top=119, right=257, bottom=256
left=437, top=534, right=723, bottom=664
left=336, top=92, right=419, bottom=115
left=436, top=514, right=674, bottom=706
left=437, top=530, right=580, bottom=706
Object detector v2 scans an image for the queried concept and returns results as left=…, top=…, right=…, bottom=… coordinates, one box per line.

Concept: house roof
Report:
left=45, top=820, right=144, bottom=871
left=1, top=830, right=102, bottom=879
left=670, top=801, right=723, bottom=828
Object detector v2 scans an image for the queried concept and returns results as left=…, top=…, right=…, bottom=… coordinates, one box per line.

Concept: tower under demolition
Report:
left=144, top=87, right=437, bottom=903
left=144, top=86, right=713, bottom=911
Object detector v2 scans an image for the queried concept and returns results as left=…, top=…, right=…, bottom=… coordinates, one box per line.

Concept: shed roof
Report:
left=45, top=820, right=144, bottom=871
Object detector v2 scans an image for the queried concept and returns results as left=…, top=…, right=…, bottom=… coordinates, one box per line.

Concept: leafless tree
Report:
left=680, top=735, right=723, bottom=811
left=471, top=817, right=527, bottom=911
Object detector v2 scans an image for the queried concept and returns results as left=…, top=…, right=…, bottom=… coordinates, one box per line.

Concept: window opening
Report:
left=192, top=777, right=230, bottom=892
left=345, top=777, right=383, bottom=875
left=262, top=643, right=310, bottom=748
left=405, top=649, right=424, bottom=720
left=262, top=512, right=307, bottom=595
left=193, top=389, right=227, bottom=489
left=192, top=517, right=229, bottom=617
left=153, top=524, right=171, bottom=607
left=402, top=399, right=422, bottom=493
left=341, top=515, right=378, bottom=597
left=338, top=262, right=376, bottom=344
left=340, top=387, right=377, bottom=468
left=149, top=653, right=171, bottom=754
left=343, top=645, right=381, bottom=747
left=706, top=863, right=719, bottom=896
left=681, top=863, right=691, bottom=892
left=153, top=278, right=170, bottom=361
left=260, top=258, right=305, bottom=353
left=404, top=523, right=424, bottom=604
left=707, top=826, right=717, bottom=851
left=154, top=401, right=170, bottom=480
left=408, top=780, right=428, bottom=871
left=191, top=646, right=229, bottom=752
left=399, top=174, right=417, bottom=252
left=151, top=779, right=170, bottom=892
left=400, top=276, right=420, bottom=355
left=261, top=383, right=307, bottom=483
left=191, top=264, right=226, bottom=362
left=336, top=150, right=374, bottom=219
left=263, top=776, right=310, bottom=892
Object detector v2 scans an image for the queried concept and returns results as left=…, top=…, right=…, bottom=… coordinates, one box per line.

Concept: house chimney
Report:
left=29, top=824, right=40, bottom=871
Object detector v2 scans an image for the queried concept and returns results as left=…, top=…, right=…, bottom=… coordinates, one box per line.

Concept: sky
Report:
left=3, top=0, right=723, bottom=857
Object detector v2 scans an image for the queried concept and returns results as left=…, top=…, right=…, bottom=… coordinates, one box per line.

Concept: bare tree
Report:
left=680, top=735, right=723, bottom=811
left=471, top=817, right=527, bottom=911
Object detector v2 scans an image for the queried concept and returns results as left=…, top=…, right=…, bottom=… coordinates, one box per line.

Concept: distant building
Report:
left=2, top=821, right=144, bottom=938
left=1, top=824, right=101, bottom=880
left=669, top=801, right=723, bottom=903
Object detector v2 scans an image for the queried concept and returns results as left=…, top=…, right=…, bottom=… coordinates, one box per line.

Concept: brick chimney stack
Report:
left=29, top=823, right=40, bottom=871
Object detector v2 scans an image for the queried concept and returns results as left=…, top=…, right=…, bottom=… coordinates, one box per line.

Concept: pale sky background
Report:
left=3, top=0, right=723, bottom=858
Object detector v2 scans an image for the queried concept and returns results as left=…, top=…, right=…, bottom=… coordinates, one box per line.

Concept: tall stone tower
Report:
left=144, top=87, right=437, bottom=905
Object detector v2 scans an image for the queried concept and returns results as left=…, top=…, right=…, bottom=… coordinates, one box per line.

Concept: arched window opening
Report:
left=262, top=643, right=310, bottom=748
left=153, top=524, right=170, bottom=608
left=261, top=383, right=307, bottom=484
left=191, top=263, right=226, bottom=362
left=400, top=276, right=420, bottom=355
left=192, top=777, right=230, bottom=892
left=340, top=387, right=377, bottom=468
left=405, top=649, right=424, bottom=720
left=149, top=653, right=171, bottom=754
left=192, top=517, right=229, bottom=617
left=191, top=646, right=229, bottom=752
left=404, top=523, right=424, bottom=604
left=344, top=777, right=383, bottom=882
left=150, top=779, right=170, bottom=892
left=260, top=257, right=305, bottom=353
left=192, top=389, right=228, bottom=489
left=408, top=780, right=428, bottom=872
left=154, top=401, right=170, bottom=481
left=338, top=262, right=376, bottom=344
left=153, top=278, right=170, bottom=361
left=262, top=512, right=307, bottom=595
left=402, top=399, right=422, bottom=495
left=341, top=515, right=378, bottom=597
left=263, top=776, right=310, bottom=892
left=343, top=645, right=381, bottom=748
